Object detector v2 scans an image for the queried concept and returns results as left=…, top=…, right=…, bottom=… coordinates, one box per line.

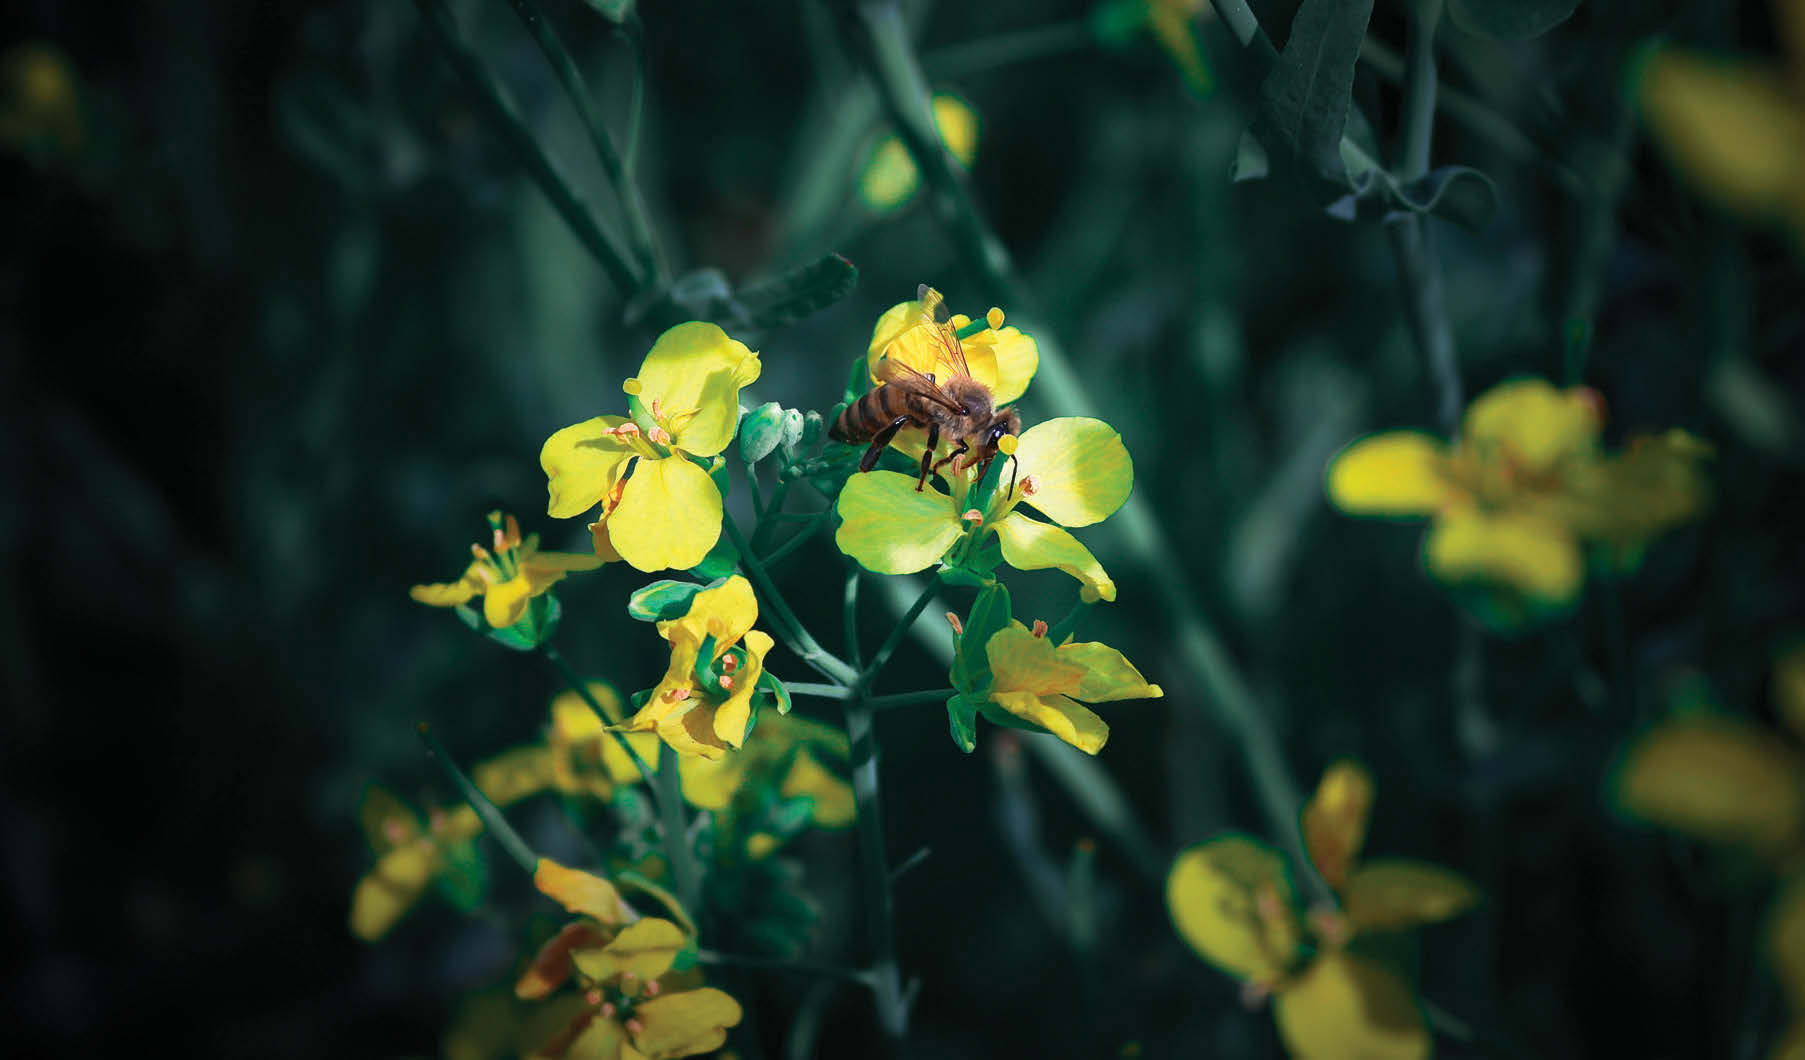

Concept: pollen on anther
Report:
left=1019, top=475, right=1038, bottom=496
left=1031, top=619, right=1049, bottom=638
left=718, top=674, right=735, bottom=691
left=625, top=1018, right=646, bottom=1036
left=585, top=989, right=604, bottom=1007
left=648, top=426, right=673, bottom=446
left=720, top=654, right=739, bottom=673
left=599, top=1001, right=617, bottom=1018
left=961, top=508, right=983, bottom=522
left=945, top=611, right=964, bottom=635
left=985, top=306, right=1005, bottom=330
left=644, top=979, right=661, bottom=997
left=666, top=686, right=692, bottom=702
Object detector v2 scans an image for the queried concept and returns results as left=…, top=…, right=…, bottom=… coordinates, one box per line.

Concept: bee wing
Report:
left=915, top=284, right=973, bottom=380
left=870, top=359, right=966, bottom=414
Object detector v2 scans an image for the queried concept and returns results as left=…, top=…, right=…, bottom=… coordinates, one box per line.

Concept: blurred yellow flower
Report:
left=624, top=576, right=776, bottom=760
left=411, top=512, right=603, bottom=629
left=979, top=620, right=1162, bottom=754
left=836, top=416, right=1133, bottom=601
left=0, top=42, right=84, bottom=155
left=860, top=94, right=979, bottom=211
left=542, top=323, right=761, bottom=572
left=1327, top=378, right=1711, bottom=621
left=1146, top=0, right=1214, bottom=93
left=1166, top=761, right=1476, bottom=1059
left=676, top=711, right=855, bottom=832
left=1638, top=0, right=1805, bottom=241
left=349, top=788, right=483, bottom=941
left=545, top=682, right=663, bottom=800
left=521, top=860, right=742, bottom=1060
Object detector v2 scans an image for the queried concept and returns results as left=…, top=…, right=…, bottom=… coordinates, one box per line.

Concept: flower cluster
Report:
left=1167, top=761, right=1478, bottom=1058
left=1327, top=377, right=1711, bottom=627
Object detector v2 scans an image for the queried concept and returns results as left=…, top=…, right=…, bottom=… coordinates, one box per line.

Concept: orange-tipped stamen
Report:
left=586, top=989, right=604, bottom=1007
left=945, top=611, right=964, bottom=635
left=599, top=1001, right=616, bottom=1018
left=625, top=1018, right=645, bottom=1036
left=648, top=426, right=672, bottom=446
left=718, top=674, right=734, bottom=691
left=1031, top=619, right=1049, bottom=638
left=961, top=508, right=983, bottom=523
left=720, top=654, right=739, bottom=674
left=1019, top=475, right=1038, bottom=497
left=644, top=979, right=661, bottom=996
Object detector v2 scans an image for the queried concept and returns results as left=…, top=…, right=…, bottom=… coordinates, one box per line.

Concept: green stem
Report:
left=503, top=0, right=663, bottom=286
left=416, top=723, right=537, bottom=876
left=655, top=742, right=702, bottom=916
left=1202, top=0, right=1280, bottom=67
left=844, top=698, right=909, bottom=1040
left=618, top=15, right=648, bottom=182
left=869, top=688, right=955, bottom=712
left=859, top=580, right=939, bottom=692
left=762, top=516, right=827, bottom=568
left=920, top=18, right=1092, bottom=80
left=411, top=0, right=640, bottom=295
left=844, top=566, right=864, bottom=672
left=1393, top=0, right=1442, bottom=184
left=787, top=681, right=853, bottom=700
left=697, top=949, right=876, bottom=986
left=721, top=514, right=860, bottom=686
left=542, top=644, right=659, bottom=792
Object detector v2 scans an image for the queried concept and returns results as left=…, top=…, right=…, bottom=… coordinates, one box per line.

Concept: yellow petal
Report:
left=1342, top=858, right=1480, bottom=931
left=782, top=748, right=856, bottom=828
left=991, top=512, right=1116, bottom=601
left=609, top=456, right=724, bottom=573
left=987, top=623, right=1088, bottom=697
left=1010, top=417, right=1133, bottom=528
left=1057, top=640, right=1162, bottom=702
left=858, top=95, right=979, bottom=212
left=1149, top=1, right=1213, bottom=91
left=1301, top=759, right=1374, bottom=892
left=1770, top=876, right=1805, bottom=1013
left=1166, top=835, right=1298, bottom=981
left=710, top=629, right=773, bottom=748
left=933, top=94, right=979, bottom=165
left=746, top=832, right=781, bottom=859
left=533, top=858, right=634, bottom=925
left=676, top=753, right=747, bottom=812
left=1613, top=714, right=1805, bottom=855
left=1640, top=47, right=1803, bottom=220
left=516, top=921, right=607, bottom=1000
left=633, top=322, right=761, bottom=457
left=1272, top=952, right=1430, bottom=1060
left=1773, top=1022, right=1805, bottom=1060
left=523, top=550, right=608, bottom=594
left=835, top=470, right=964, bottom=574
left=989, top=691, right=1109, bottom=753
left=571, top=917, right=687, bottom=983
left=1325, top=432, right=1453, bottom=517
left=484, top=573, right=534, bottom=628
left=564, top=1012, right=630, bottom=1060
left=473, top=746, right=556, bottom=807
left=542, top=416, right=637, bottom=520
left=657, top=575, right=759, bottom=660
left=600, top=730, right=663, bottom=785
left=553, top=683, right=625, bottom=733
left=632, top=988, right=744, bottom=1057
left=965, top=324, right=1039, bottom=406
left=1458, top=378, right=1602, bottom=475
left=350, top=843, right=437, bottom=940
left=1423, top=508, right=1583, bottom=603
left=410, top=565, right=484, bottom=608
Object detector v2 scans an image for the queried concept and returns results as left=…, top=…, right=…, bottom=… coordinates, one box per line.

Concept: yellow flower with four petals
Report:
left=977, top=619, right=1162, bottom=754
left=542, top=322, right=761, bottom=573
left=621, top=576, right=776, bottom=760
left=411, top=512, right=603, bottom=629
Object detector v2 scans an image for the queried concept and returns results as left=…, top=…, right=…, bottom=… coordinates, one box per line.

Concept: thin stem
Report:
left=843, top=566, right=864, bottom=672
left=1393, top=0, right=1442, bottom=184
left=787, top=681, right=853, bottom=700
left=697, top=949, right=876, bottom=986
left=1202, top=0, right=1280, bottom=66
left=859, top=580, right=939, bottom=692
left=721, top=513, right=860, bottom=686
left=920, top=18, right=1092, bottom=80
left=869, top=687, right=955, bottom=712
left=655, top=742, right=702, bottom=916
left=411, top=0, right=640, bottom=295
left=762, top=516, right=826, bottom=568
left=618, top=15, right=648, bottom=183
left=416, top=723, right=537, bottom=876
left=844, top=698, right=909, bottom=1040
left=542, top=644, right=659, bottom=792
left=503, top=0, right=663, bottom=286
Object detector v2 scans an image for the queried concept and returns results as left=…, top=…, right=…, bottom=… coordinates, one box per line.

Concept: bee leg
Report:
left=930, top=440, right=969, bottom=474
left=859, top=416, right=913, bottom=473
left=916, top=422, right=941, bottom=491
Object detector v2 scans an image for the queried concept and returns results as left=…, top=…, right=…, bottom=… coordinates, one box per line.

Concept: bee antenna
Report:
left=1006, top=453, right=1021, bottom=500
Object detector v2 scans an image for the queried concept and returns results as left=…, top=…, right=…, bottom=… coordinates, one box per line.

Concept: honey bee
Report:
left=830, top=285, right=1021, bottom=494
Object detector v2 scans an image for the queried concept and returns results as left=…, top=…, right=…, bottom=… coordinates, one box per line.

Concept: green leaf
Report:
left=951, top=582, right=1013, bottom=694
left=627, top=579, right=705, bottom=622
left=1448, top=0, right=1580, bottom=41
left=740, top=402, right=786, bottom=464
left=757, top=670, right=793, bottom=715
left=739, top=254, right=859, bottom=332
left=1258, top=0, right=1376, bottom=185
left=689, top=528, right=740, bottom=580
left=946, top=693, right=980, bottom=753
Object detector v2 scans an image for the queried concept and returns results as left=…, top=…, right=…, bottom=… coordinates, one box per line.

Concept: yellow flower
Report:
left=836, top=416, right=1132, bottom=601
left=412, top=512, right=603, bottom=629
left=542, top=323, right=761, bottom=573
left=1146, top=0, right=1214, bottom=93
left=349, top=788, right=483, bottom=941
left=1326, top=378, right=1710, bottom=618
left=546, top=682, right=665, bottom=800
left=622, top=576, right=777, bottom=760
left=0, top=42, right=84, bottom=155
left=522, top=860, right=742, bottom=1060
left=864, top=291, right=1040, bottom=418
left=676, top=712, right=856, bottom=833
left=979, top=620, right=1162, bottom=754
left=1166, top=762, right=1477, bottom=1059
left=859, top=94, right=979, bottom=211
left=1638, top=0, right=1805, bottom=241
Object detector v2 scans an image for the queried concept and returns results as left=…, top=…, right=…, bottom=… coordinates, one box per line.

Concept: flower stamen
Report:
left=945, top=611, right=964, bottom=635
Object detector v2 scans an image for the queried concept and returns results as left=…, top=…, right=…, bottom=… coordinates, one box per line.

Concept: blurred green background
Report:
left=3, top=0, right=1802, bottom=1056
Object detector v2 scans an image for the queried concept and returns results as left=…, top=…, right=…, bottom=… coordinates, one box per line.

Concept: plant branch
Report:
left=721, top=513, right=860, bottom=686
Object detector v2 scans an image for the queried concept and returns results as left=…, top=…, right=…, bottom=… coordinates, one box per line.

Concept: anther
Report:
left=945, top=611, right=964, bottom=635
left=1239, top=979, right=1272, bottom=1010
left=1031, top=619, right=1049, bottom=638
left=621, top=972, right=637, bottom=990
left=1018, top=475, right=1038, bottom=496
left=665, top=687, right=692, bottom=702
left=644, top=979, right=661, bottom=996
left=599, top=1001, right=617, bottom=1018
left=470, top=543, right=494, bottom=562
left=996, top=434, right=1019, bottom=456
left=607, top=422, right=641, bottom=438
left=960, top=508, right=983, bottom=523
left=648, top=426, right=672, bottom=446
left=625, top=1018, right=645, bottom=1036
left=718, top=674, right=734, bottom=691
left=720, top=654, right=739, bottom=674
left=585, top=989, right=604, bottom=1007
left=382, top=818, right=409, bottom=843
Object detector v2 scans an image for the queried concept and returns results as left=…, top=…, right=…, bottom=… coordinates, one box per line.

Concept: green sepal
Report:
left=740, top=402, right=786, bottom=464
left=486, top=594, right=562, bottom=651
left=627, top=579, right=708, bottom=622
left=689, top=528, right=741, bottom=580
left=946, top=693, right=981, bottom=753
left=951, top=582, right=1013, bottom=694
left=671, top=939, right=700, bottom=972
left=1448, top=0, right=1580, bottom=41
left=938, top=565, right=992, bottom=590
left=434, top=837, right=490, bottom=912
left=757, top=670, right=793, bottom=715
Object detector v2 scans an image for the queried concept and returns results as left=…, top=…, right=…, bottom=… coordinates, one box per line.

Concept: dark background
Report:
left=3, top=0, right=1802, bottom=1056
